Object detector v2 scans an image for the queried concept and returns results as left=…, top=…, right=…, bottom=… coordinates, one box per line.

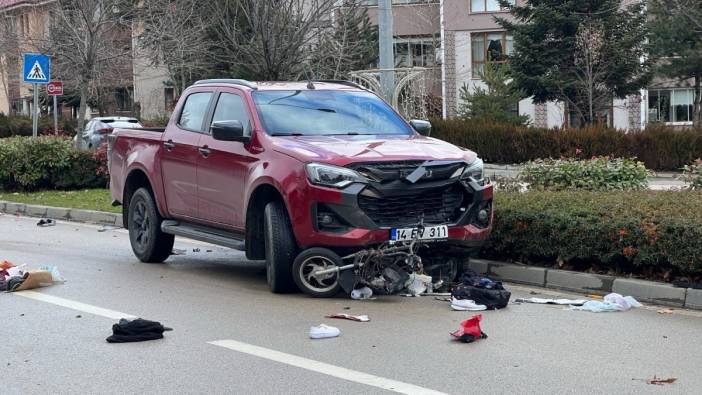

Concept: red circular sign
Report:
left=47, top=81, right=63, bottom=95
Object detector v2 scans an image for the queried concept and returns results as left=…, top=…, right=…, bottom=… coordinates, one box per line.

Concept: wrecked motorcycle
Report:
left=291, top=224, right=460, bottom=298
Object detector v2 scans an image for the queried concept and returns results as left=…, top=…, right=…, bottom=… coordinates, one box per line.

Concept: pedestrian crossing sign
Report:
left=23, top=53, right=50, bottom=84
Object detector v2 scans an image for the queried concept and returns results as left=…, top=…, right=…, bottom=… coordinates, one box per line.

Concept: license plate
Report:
left=390, top=225, right=448, bottom=241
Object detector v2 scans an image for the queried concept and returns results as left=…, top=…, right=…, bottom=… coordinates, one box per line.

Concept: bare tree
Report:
left=40, top=0, right=133, bottom=145
left=570, top=20, right=609, bottom=125
left=312, top=2, right=378, bottom=79
left=0, top=13, right=19, bottom=113
left=208, top=0, right=336, bottom=81
left=136, top=0, right=215, bottom=96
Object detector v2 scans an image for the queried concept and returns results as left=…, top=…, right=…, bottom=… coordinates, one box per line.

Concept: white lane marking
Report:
left=208, top=339, right=447, bottom=395
left=13, top=290, right=137, bottom=320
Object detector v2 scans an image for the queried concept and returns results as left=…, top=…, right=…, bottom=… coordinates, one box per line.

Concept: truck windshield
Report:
left=252, top=90, right=413, bottom=136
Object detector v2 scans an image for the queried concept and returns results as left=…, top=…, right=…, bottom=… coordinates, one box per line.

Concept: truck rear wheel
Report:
left=264, top=200, right=297, bottom=293
left=293, top=248, right=342, bottom=298
left=128, top=187, right=174, bottom=263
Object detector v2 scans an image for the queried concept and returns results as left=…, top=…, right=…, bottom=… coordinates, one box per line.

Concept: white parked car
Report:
left=75, top=116, right=143, bottom=150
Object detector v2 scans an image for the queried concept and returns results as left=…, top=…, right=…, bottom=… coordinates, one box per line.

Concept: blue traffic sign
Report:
left=23, top=53, right=50, bottom=84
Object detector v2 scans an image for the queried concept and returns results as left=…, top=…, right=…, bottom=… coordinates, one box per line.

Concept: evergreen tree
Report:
left=648, top=0, right=702, bottom=126
left=457, top=64, right=529, bottom=126
left=497, top=0, right=652, bottom=126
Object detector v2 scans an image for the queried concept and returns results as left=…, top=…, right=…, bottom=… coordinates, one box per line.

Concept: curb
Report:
left=0, top=200, right=122, bottom=227
left=466, top=258, right=694, bottom=310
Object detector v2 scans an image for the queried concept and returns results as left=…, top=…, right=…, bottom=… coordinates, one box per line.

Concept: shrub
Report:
left=680, top=159, right=702, bottom=190
left=0, top=114, right=77, bottom=138
left=519, top=157, right=651, bottom=191
left=430, top=119, right=702, bottom=171
left=0, top=136, right=107, bottom=190
left=483, top=191, right=702, bottom=275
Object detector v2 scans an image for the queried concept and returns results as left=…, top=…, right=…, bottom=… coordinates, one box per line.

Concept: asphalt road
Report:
left=1, top=215, right=700, bottom=394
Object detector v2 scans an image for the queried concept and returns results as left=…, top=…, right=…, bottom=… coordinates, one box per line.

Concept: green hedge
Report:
left=483, top=191, right=702, bottom=275
left=431, top=119, right=702, bottom=171
left=0, top=137, right=107, bottom=191
left=0, top=114, right=77, bottom=138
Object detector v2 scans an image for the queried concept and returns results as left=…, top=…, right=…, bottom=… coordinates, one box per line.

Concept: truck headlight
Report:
left=461, top=157, right=484, bottom=181
left=306, top=163, right=366, bottom=188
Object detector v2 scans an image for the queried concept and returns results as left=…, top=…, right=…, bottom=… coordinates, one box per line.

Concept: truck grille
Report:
left=358, top=185, right=466, bottom=227
left=350, top=161, right=464, bottom=183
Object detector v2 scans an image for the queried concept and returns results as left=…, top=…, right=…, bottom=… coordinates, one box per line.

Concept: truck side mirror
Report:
left=211, top=120, right=249, bottom=143
left=410, top=119, right=431, bottom=136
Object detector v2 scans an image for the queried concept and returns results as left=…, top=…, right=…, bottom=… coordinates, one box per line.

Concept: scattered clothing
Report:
left=106, top=318, right=172, bottom=343
left=571, top=293, right=642, bottom=313
left=36, top=218, right=56, bottom=227
left=350, top=287, right=373, bottom=300
left=450, top=314, right=488, bottom=344
left=515, top=297, right=588, bottom=306
left=452, top=271, right=511, bottom=309
left=309, top=324, right=340, bottom=339
left=450, top=297, right=487, bottom=311
left=326, top=313, right=370, bottom=322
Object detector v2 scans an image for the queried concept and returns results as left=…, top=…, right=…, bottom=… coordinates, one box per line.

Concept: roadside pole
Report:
left=32, top=83, right=38, bottom=137
left=378, top=0, right=394, bottom=103
left=53, top=95, right=58, bottom=132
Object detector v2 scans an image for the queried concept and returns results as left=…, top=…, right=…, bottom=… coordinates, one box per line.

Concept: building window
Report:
left=648, top=89, right=694, bottom=123
left=394, top=36, right=436, bottom=67
left=471, top=0, right=514, bottom=13
left=471, top=32, right=513, bottom=77
left=359, top=1, right=440, bottom=5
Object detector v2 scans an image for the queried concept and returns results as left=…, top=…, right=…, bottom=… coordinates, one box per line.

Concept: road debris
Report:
left=326, top=313, right=370, bottom=322
left=106, top=318, right=172, bottom=343
left=170, top=249, right=186, bottom=256
left=350, top=286, right=373, bottom=300
left=633, top=376, right=677, bottom=385
left=658, top=309, right=675, bottom=315
left=36, top=218, right=56, bottom=227
left=570, top=293, right=642, bottom=313
left=97, top=225, right=118, bottom=232
left=450, top=314, right=488, bottom=344
left=515, top=297, right=588, bottom=306
left=406, top=273, right=433, bottom=296
left=309, top=324, right=340, bottom=339
left=452, top=270, right=511, bottom=309
left=192, top=248, right=200, bottom=252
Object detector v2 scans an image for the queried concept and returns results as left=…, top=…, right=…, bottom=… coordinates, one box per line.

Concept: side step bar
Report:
left=161, top=220, right=245, bottom=251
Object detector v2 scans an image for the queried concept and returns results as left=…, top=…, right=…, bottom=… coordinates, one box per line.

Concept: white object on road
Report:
left=351, top=286, right=373, bottom=300
left=309, top=324, right=341, bottom=339
left=571, top=293, right=642, bottom=313
left=515, top=297, right=588, bottom=306
left=450, top=297, right=487, bottom=311
left=326, top=313, right=370, bottom=322
left=406, top=274, right=433, bottom=296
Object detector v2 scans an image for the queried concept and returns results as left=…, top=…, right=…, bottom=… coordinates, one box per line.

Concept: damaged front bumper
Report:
left=293, top=160, right=494, bottom=252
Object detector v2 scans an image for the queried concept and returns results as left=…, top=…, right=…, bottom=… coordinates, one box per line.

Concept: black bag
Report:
left=452, top=271, right=511, bottom=309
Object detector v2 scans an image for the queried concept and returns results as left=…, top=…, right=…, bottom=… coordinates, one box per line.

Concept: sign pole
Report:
left=53, top=95, right=58, bottom=133
left=32, top=83, right=38, bottom=137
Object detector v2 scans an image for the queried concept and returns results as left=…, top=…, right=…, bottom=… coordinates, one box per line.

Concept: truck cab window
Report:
left=178, top=92, right=213, bottom=131
left=212, top=93, right=251, bottom=135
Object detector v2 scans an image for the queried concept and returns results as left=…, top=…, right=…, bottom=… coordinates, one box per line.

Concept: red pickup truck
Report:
left=110, top=79, right=493, bottom=296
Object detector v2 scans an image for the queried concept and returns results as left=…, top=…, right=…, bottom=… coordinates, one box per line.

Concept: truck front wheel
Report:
left=264, top=200, right=297, bottom=293
left=128, top=187, right=174, bottom=263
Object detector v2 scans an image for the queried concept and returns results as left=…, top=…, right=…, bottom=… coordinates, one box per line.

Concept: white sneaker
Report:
left=450, top=297, right=487, bottom=311
left=309, top=324, right=341, bottom=339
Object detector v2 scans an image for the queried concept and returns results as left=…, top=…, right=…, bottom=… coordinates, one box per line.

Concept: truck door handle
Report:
left=198, top=146, right=210, bottom=158
left=163, top=140, right=175, bottom=151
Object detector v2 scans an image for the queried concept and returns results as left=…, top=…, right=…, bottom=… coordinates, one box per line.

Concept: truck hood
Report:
left=270, top=134, right=477, bottom=165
